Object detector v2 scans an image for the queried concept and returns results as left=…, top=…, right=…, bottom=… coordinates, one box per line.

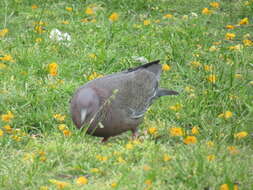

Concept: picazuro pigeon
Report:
left=70, top=60, right=178, bottom=142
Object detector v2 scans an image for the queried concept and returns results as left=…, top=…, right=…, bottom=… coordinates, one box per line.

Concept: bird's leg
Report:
left=101, top=137, right=109, bottom=143
left=131, top=128, right=139, bottom=140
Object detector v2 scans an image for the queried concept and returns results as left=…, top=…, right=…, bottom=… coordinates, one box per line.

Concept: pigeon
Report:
left=70, top=60, right=178, bottom=142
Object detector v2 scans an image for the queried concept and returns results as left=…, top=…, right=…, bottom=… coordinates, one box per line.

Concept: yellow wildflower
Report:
left=191, top=61, right=201, bottom=68
left=184, top=86, right=194, bottom=93
left=88, top=72, right=103, bottom=80
left=235, top=74, right=242, bottom=79
left=0, top=129, right=3, bottom=137
left=183, top=136, right=197, bottom=145
left=162, top=64, right=171, bottom=71
left=169, top=103, right=183, bottom=111
left=126, top=143, right=134, bottom=150
left=31, top=5, right=38, bottom=9
left=0, top=54, right=14, bottom=62
left=202, top=8, right=213, bottom=15
left=225, top=33, right=236, bottom=40
left=48, top=62, right=58, bottom=76
left=88, top=53, right=97, bottom=58
left=234, top=184, right=239, bottom=190
left=49, top=179, right=70, bottom=189
left=0, top=63, right=7, bottom=69
left=54, top=114, right=66, bottom=121
left=243, top=39, right=253, bottom=46
left=12, top=135, right=21, bottom=142
left=226, top=25, right=235, bottom=29
left=76, top=176, right=88, bottom=185
left=85, top=7, right=94, bottom=15
left=238, top=17, right=249, bottom=25
left=1, top=111, right=14, bottom=122
left=143, top=165, right=151, bottom=171
left=61, top=21, right=69, bottom=24
left=0, top=28, right=9, bottom=37
left=206, top=141, right=214, bottom=147
left=204, top=65, right=213, bottom=71
left=163, top=14, right=173, bottom=19
left=63, top=129, right=72, bottom=136
left=81, top=18, right=89, bottom=23
left=207, top=74, right=216, bottom=83
left=35, top=38, right=42, bottom=43
left=244, top=1, right=250, bottom=6
left=220, top=184, right=229, bottom=190
left=148, top=127, right=157, bottom=135
left=163, top=154, right=172, bottom=161
left=227, top=146, right=239, bottom=154
left=228, top=44, right=242, bottom=51
left=90, top=168, right=100, bottom=173
left=191, top=126, right=199, bottom=135
left=169, top=127, right=184, bottom=136
left=40, top=156, right=47, bottom=162
left=118, top=156, right=126, bottom=163
left=207, top=154, right=216, bottom=161
left=65, top=7, right=73, bottom=12
left=234, top=131, right=248, bottom=139
left=145, top=179, right=152, bottom=185
left=96, top=155, right=108, bottom=161
left=39, top=186, right=49, bottom=190
left=34, top=25, right=45, bottom=34
left=209, top=45, right=218, bottom=52
left=218, top=111, right=233, bottom=119
left=58, top=124, right=67, bottom=131
left=109, top=13, right=119, bottom=22
left=111, top=182, right=117, bottom=188
left=210, top=2, right=220, bottom=8
left=143, top=20, right=151, bottom=25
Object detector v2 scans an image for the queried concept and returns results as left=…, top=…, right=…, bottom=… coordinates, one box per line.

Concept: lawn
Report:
left=0, top=0, right=252, bottom=189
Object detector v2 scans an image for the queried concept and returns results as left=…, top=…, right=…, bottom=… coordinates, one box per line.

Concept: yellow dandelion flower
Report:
left=54, top=114, right=66, bottom=121
left=169, top=127, right=184, bottom=136
left=162, top=64, right=171, bottom=71
left=218, top=111, right=233, bottom=119
left=234, top=131, right=248, bottom=139
left=207, top=74, right=216, bottom=83
left=209, top=45, right=218, bottom=52
left=111, top=182, right=117, bottom=188
left=0, top=129, right=4, bottom=137
left=191, top=126, right=199, bottom=135
left=39, top=186, right=49, bottom=190
left=65, top=7, right=73, bottom=12
left=243, top=39, right=253, bottom=46
left=226, top=25, right=235, bottom=29
left=76, top=176, right=88, bottom=185
left=85, top=7, right=94, bottom=15
left=118, top=156, right=126, bottom=163
left=220, top=184, right=229, bottom=190
left=148, top=127, right=157, bottom=135
left=58, top=124, right=67, bottom=131
left=210, top=2, right=220, bottom=8
left=225, top=33, right=236, bottom=40
left=0, top=63, right=7, bottom=69
left=143, top=20, right=151, bottom=25
left=48, top=62, right=58, bottom=76
left=204, top=65, right=213, bottom=71
left=206, top=141, right=214, bottom=147
left=207, top=154, right=216, bottom=161
left=49, top=179, right=70, bottom=189
left=90, top=168, right=100, bottom=173
left=145, top=179, right=152, bottom=185
left=163, top=14, right=173, bottom=19
left=31, top=5, right=38, bottom=9
left=0, top=28, right=9, bottom=37
left=184, top=86, right=194, bottom=93
left=126, top=143, right=134, bottom=150
left=163, top=154, right=172, bottom=161
left=169, top=103, right=182, bottom=111
left=63, top=129, right=72, bottom=136
left=154, top=19, right=161, bottom=23
left=234, top=184, right=239, bottom=190
left=61, top=21, right=69, bottom=24
left=40, top=156, right=47, bottom=162
left=235, top=74, right=242, bottom=79
left=1, top=111, right=14, bottom=122
left=12, top=135, right=21, bottom=142
left=88, top=53, right=97, bottom=58
left=228, top=44, right=242, bottom=51
left=0, top=54, right=14, bottom=62
left=227, top=146, right=239, bottom=154
left=35, top=38, right=42, bottom=43
left=34, top=25, right=45, bottom=34
left=191, top=61, right=201, bottom=68
left=202, top=8, right=213, bottom=15
left=109, top=13, right=119, bottom=22
left=143, top=165, right=151, bottom=171
left=183, top=136, right=197, bottom=145
left=81, top=18, right=89, bottom=23
left=238, top=17, right=249, bottom=25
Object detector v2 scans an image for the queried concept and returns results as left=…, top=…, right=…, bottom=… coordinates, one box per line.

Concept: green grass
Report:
left=0, top=0, right=253, bottom=189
